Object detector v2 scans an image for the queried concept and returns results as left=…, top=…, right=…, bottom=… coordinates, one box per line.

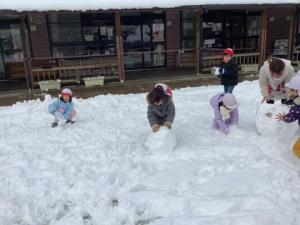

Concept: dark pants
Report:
left=224, top=85, right=235, bottom=93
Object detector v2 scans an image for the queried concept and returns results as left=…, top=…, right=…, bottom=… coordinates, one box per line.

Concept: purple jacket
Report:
left=209, top=93, right=239, bottom=131
left=284, top=97, right=300, bottom=124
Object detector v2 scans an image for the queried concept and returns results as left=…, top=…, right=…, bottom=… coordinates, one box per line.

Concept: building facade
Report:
left=0, top=3, right=299, bottom=89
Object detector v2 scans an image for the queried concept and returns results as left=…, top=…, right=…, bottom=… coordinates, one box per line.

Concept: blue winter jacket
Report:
left=48, top=99, right=74, bottom=120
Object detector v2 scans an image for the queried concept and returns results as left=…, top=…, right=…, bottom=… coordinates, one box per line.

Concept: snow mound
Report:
left=144, top=127, right=177, bottom=155
left=255, top=103, right=298, bottom=137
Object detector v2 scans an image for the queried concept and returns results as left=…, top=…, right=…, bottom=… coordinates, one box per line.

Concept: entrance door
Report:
left=121, top=12, right=165, bottom=70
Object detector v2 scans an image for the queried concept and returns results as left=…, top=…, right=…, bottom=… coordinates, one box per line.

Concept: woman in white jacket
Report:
left=259, top=57, right=295, bottom=104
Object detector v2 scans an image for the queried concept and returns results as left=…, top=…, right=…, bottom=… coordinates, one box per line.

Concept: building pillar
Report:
left=288, top=9, right=296, bottom=60
left=114, top=12, right=125, bottom=82
left=195, top=10, right=203, bottom=75
left=259, top=9, right=268, bottom=66
left=19, top=14, right=33, bottom=89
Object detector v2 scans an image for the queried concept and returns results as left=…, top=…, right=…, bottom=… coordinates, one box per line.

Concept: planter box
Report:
left=83, top=76, right=104, bottom=87
left=240, top=64, right=259, bottom=73
left=39, top=80, right=61, bottom=91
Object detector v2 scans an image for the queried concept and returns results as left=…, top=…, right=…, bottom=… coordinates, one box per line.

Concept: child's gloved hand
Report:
left=58, top=108, right=65, bottom=113
left=163, top=121, right=172, bottom=129
left=151, top=124, right=160, bottom=132
left=218, top=67, right=226, bottom=75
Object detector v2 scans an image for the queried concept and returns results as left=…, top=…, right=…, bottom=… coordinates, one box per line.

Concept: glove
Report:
left=218, top=67, right=226, bottom=75
left=164, top=121, right=172, bottom=129
left=151, top=124, right=160, bottom=132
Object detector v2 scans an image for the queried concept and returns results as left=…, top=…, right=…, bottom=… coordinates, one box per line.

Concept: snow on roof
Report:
left=0, top=0, right=299, bottom=11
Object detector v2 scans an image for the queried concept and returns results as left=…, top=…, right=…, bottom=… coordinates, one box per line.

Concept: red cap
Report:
left=224, top=48, right=234, bottom=56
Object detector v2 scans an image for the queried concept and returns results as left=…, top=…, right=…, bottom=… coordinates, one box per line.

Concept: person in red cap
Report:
left=146, top=83, right=175, bottom=132
left=217, top=48, right=239, bottom=93
left=48, top=88, right=77, bottom=127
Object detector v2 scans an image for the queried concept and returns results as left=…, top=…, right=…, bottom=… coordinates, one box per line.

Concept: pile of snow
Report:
left=1, top=80, right=300, bottom=225
left=0, top=0, right=299, bottom=11
left=144, top=127, right=177, bottom=156
left=255, top=103, right=299, bottom=138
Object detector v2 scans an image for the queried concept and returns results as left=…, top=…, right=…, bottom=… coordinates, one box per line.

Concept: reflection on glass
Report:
left=50, top=24, right=82, bottom=43
left=0, top=23, right=23, bottom=62
left=152, top=23, right=164, bottom=42
left=124, top=52, right=142, bottom=69
left=122, top=25, right=141, bottom=49
left=143, top=51, right=151, bottom=68
left=48, top=12, right=116, bottom=57
left=247, top=16, right=260, bottom=36
left=153, top=44, right=165, bottom=67
left=121, top=12, right=165, bottom=69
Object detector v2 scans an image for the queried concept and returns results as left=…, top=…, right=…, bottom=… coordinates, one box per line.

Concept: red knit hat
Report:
left=224, top=48, right=234, bottom=56
left=61, top=88, right=72, bottom=97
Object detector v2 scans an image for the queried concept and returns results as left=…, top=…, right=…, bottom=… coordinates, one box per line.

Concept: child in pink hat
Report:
left=48, top=88, right=77, bottom=127
left=146, top=83, right=175, bottom=132
left=210, top=93, right=239, bottom=134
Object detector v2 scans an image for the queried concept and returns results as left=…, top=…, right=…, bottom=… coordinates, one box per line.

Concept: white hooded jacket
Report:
left=259, top=58, right=294, bottom=100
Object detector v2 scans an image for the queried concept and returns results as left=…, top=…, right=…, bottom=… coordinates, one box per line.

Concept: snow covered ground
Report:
left=1, top=80, right=300, bottom=225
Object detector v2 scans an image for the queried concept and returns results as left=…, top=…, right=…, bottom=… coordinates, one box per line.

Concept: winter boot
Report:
left=266, top=100, right=275, bottom=104
left=66, top=120, right=75, bottom=124
left=281, top=99, right=293, bottom=105
left=51, top=121, right=58, bottom=128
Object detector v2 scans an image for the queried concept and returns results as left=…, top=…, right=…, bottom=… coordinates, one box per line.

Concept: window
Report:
left=181, top=11, right=195, bottom=49
left=48, top=13, right=82, bottom=45
left=203, top=12, right=223, bottom=48
left=295, top=13, right=300, bottom=49
left=0, top=23, right=23, bottom=62
left=48, top=12, right=115, bottom=57
left=202, top=11, right=260, bottom=51
left=81, top=13, right=115, bottom=55
left=121, top=12, right=166, bottom=69
left=245, top=15, right=260, bottom=50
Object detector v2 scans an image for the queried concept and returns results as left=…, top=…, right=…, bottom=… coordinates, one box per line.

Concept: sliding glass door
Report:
left=121, top=12, right=165, bottom=70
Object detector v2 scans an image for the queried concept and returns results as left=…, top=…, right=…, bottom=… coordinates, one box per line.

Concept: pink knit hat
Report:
left=222, top=93, right=237, bottom=109
left=155, top=83, right=173, bottom=96
left=61, top=88, right=72, bottom=97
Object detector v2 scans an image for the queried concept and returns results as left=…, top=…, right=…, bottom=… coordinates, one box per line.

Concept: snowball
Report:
left=255, top=103, right=298, bottom=138
left=144, top=127, right=177, bottom=155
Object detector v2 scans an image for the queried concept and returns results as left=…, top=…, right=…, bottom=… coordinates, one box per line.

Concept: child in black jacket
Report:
left=218, top=48, right=239, bottom=93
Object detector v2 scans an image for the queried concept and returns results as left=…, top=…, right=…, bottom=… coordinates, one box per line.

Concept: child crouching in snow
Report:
left=147, top=83, right=175, bottom=132
left=48, top=88, right=76, bottom=127
left=275, top=74, right=300, bottom=158
left=210, top=93, right=238, bottom=135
